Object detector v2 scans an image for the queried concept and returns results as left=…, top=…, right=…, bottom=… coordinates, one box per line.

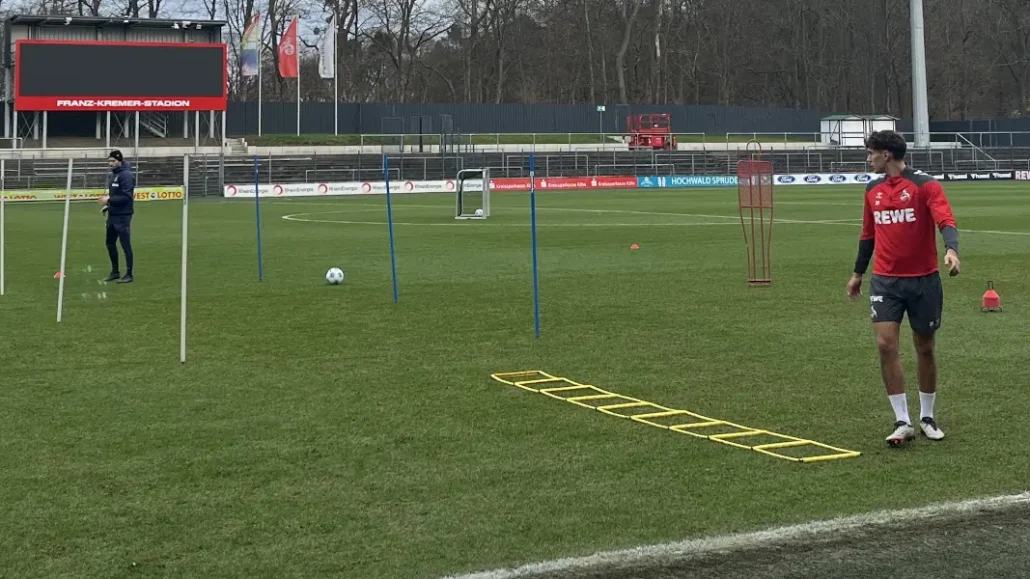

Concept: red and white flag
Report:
left=278, top=17, right=299, bottom=78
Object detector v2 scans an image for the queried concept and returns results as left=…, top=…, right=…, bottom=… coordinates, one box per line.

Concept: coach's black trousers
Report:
left=106, top=215, right=134, bottom=275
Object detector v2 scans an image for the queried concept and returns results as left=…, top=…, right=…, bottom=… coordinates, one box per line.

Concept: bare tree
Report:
left=222, top=0, right=257, bottom=99
left=362, top=0, right=451, bottom=102
left=9, top=0, right=1027, bottom=118
left=452, top=0, right=491, bottom=102
left=615, top=0, right=641, bottom=104
left=77, top=0, right=102, bottom=16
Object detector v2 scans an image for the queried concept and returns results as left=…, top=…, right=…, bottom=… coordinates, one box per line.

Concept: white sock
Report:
left=889, top=393, right=910, bottom=424
left=920, top=392, right=936, bottom=420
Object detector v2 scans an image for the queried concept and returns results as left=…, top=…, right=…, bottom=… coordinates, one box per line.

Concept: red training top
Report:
left=860, top=167, right=956, bottom=277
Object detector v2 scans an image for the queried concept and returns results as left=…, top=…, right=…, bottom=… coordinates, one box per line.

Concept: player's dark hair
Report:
left=864, top=130, right=906, bottom=161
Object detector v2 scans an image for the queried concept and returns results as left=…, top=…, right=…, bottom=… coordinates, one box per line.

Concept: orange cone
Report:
left=982, top=281, right=1001, bottom=312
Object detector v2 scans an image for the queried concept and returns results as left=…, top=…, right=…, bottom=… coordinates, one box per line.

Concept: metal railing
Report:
left=303, top=167, right=402, bottom=182
left=13, top=130, right=1030, bottom=155
left=594, top=163, right=677, bottom=176
left=238, top=130, right=1030, bottom=150
left=212, top=148, right=1030, bottom=184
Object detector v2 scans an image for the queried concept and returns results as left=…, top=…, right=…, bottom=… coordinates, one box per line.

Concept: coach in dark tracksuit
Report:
left=100, top=150, right=135, bottom=283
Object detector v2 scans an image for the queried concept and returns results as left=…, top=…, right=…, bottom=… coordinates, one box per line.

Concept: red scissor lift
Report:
left=626, top=113, right=677, bottom=150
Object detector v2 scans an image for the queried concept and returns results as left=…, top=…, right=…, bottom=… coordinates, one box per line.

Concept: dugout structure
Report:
left=737, top=142, right=774, bottom=285
left=2, top=15, right=228, bottom=150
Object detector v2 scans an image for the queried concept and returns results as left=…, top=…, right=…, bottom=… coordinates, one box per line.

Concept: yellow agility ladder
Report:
left=491, top=370, right=860, bottom=463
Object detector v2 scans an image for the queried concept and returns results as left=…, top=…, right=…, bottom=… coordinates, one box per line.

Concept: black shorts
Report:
left=106, top=214, right=132, bottom=233
left=869, top=272, right=943, bottom=335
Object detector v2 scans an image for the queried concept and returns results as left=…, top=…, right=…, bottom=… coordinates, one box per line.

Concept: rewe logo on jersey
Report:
left=874, top=208, right=916, bottom=224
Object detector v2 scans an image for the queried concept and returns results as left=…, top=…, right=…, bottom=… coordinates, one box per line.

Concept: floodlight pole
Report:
left=910, top=0, right=930, bottom=148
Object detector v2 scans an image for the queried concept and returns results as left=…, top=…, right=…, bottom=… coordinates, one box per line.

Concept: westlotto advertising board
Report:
left=15, top=40, right=228, bottom=111
left=1, top=186, right=184, bottom=202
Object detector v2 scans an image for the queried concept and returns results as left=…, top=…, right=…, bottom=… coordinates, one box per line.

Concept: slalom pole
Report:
left=1, top=158, right=5, bottom=297
left=56, top=158, right=73, bottom=323
left=180, top=155, right=190, bottom=363
left=254, top=156, right=264, bottom=280
left=529, top=154, right=541, bottom=338
left=384, top=155, right=399, bottom=303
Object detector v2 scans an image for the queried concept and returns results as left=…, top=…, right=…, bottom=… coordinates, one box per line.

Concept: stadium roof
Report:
left=4, top=15, right=227, bottom=29
left=821, top=114, right=899, bottom=121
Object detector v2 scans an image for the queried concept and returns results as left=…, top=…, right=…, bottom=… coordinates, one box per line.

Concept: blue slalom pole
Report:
left=529, top=154, right=541, bottom=337
left=384, top=155, right=399, bottom=303
left=254, top=156, right=264, bottom=281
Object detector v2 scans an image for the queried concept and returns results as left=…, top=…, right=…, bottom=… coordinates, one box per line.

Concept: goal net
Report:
left=455, top=168, right=490, bottom=220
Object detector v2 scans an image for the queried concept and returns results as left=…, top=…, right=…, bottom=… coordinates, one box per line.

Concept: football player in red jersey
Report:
left=846, top=130, right=960, bottom=447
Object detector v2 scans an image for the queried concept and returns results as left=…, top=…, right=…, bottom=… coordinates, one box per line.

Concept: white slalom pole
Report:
left=296, top=45, right=301, bottom=136
left=56, top=157, right=73, bottom=323
left=180, top=154, right=189, bottom=363
left=333, top=13, right=338, bottom=135
left=1, top=158, right=6, bottom=297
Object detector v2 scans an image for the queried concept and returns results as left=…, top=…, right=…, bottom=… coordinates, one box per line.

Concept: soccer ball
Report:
left=475, top=208, right=484, bottom=217
left=325, top=267, right=345, bottom=285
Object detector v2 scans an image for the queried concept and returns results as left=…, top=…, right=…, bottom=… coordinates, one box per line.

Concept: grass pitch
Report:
left=1, top=183, right=1028, bottom=579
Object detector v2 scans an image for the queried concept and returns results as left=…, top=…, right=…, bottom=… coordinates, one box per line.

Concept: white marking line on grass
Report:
left=521, top=207, right=1029, bottom=236
left=281, top=209, right=862, bottom=228
left=436, top=492, right=1030, bottom=579
left=954, top=228, right=1030, bottom=236
left=786, top=221, right=1030, bottom=236
left=281, top=214, right=743, bottom=228
left=776, top=200, right=861, bottom=206
left=277, top=202, right=748, bottom=221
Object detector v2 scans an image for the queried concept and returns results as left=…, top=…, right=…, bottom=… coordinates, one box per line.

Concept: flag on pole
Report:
left=318, top=14, right=336, bottom=80
left=323, top=13, right=339, bottom=134
left=280, top=17, right=301, bottom=135
left=241, top=12, right=261, bottom=77
left=278, top=17, right=299, bottom=78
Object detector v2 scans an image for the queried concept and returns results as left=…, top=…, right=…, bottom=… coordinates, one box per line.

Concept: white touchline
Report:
left=280, top=214, right=747, bottom=228
left=282, top=210, right=862, bottom=228
left=282, top=212, right=863, bottom=228
left=433, top=492, right=1030, bottom=579
left=775, top=200, right=861, bottom=206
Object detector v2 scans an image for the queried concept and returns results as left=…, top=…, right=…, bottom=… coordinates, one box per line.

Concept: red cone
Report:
left=630, top=243, right=640, bottom=250
left=982, top=281, right=1001, bottom=312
